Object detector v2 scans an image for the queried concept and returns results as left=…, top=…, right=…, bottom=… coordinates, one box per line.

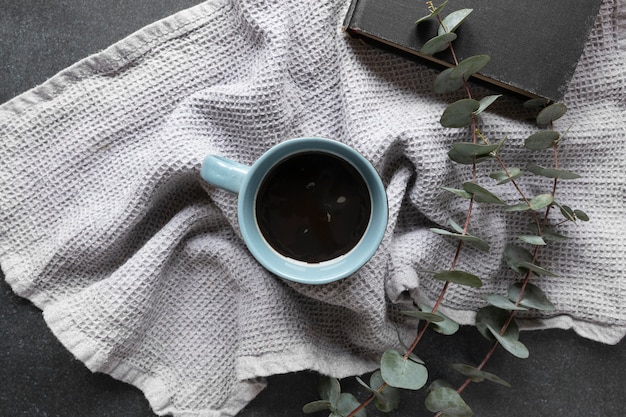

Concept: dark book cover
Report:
left=343, top=0, right=603, bottom=101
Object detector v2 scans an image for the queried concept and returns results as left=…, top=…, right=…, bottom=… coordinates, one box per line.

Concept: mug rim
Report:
left=237, top=137, right=388, bottom=284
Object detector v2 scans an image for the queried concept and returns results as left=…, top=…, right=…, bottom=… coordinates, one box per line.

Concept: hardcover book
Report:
left=343, top=0, right=603, bottom=101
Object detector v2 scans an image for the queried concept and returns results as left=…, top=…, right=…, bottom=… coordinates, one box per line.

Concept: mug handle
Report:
left=200, top=155, right=250, bottom=194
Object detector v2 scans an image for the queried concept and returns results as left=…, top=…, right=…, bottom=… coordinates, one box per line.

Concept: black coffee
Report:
left=255, top=152, right=372, bottom=263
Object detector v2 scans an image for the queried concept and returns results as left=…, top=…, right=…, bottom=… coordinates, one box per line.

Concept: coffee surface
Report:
left=255, top=152, right=371, bottom=263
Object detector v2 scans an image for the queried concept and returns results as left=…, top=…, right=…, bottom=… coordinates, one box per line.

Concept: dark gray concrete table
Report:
left=1, top=1, right=624, bottom=416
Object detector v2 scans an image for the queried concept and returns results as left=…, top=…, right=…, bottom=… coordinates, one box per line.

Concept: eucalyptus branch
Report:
left=303, top=3, right=588, bottom=417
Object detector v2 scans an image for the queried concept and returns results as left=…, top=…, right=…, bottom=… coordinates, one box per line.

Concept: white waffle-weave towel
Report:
left=1, top=0, right=624, bottom=415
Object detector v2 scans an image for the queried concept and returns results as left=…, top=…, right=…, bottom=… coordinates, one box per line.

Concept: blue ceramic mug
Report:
left=200, top=137, right=387, bottom=284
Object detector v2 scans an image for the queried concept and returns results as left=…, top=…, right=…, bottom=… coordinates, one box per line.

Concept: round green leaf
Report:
left=440, top=99, right=480, bottom=128
left=401, top=309, right=445, bottom=322
left=448, top=148, right=491, bottom=164
left=508, top=282, right=556, bottom=311
left=475, top=94, right=501, bottom=115
left=558, top=204, right=576, bottom=221
left=336, top=393, right=367, bottom=417
left=450, top=54, right=491, bottom=80
left=430, top=227, right=490, bottom=252
left=425, top=386, right=473, bottom=417
left=415, top=0, right=449, bottom=24
left=504, top=244, right=533, bottom=273
left=420, top=32, right=458, bottom=56
left=303, top=400, right=332, bottom=414
left=433, top=67, right=466, bottom=94
left=504, top=203, right=531, bottom=212
left=428, top=379, right=455, bottom=392
left=438, top=8, right=473, bottom=35
left=370, top=371, right=400, bottom=413
left=524, top=130, right=560, bottom=150
left=483, top=294, right=528, bottom=311
left=475, top=305, right=518, bottom=341
left=523, top=97, right=550, bottom=109
left=536, top=102, right=567, bottom=125
left=319, top=376, right=341, bottom=406
left=448, top=218, right=464, bottom=233
left=529, top=193, right=554, bottom=210
left=419, top=304, right=460, bottom=335
left=517, top=261, right=558, bottom=277
left=449, top=363, right=512, bottom=387
left=452, top=142, right=500, bottom=158
left=519, top=235, right=547, bottom=246
left=527, top=163, right=581, bottom=180
left=381, top=350, right=428, bottom=390
left=462, top=182, right=506, bottom=204
left=574, top=209, right=590, bottom=221
left=433, top=270, right=483, bottom=288
left=542, top=227, right=569, bottom=241
left=487, top=325, right=530, bottom=359
left=489, top=167, right=523, bottom=184
left=442, top=186, right=472, bottom=199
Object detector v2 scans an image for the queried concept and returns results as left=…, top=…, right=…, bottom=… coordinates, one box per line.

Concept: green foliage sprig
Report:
left=304, top=1, right=589, bottom=416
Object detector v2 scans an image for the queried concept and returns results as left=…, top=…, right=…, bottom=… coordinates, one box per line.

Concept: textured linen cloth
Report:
left=1, top=0, right=625, bottom=415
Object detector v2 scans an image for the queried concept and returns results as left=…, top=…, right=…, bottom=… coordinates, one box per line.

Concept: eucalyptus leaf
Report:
left=401, top=309, right=445, bottom=322
left=542, top=227, right=569, bottom=241
left=355, top=376, right=370, bottom=391
left=524, top=130, right=560, bottom=150
left=425, top=386, right=473, bottom=417
left=508, top=282, right=556, bottom=311
left=489, top=167, right=523, bottom=184
left=462, top=182, right=506, bottom=204
left=558, top=204, right=576, bottom=221
left=448, top=148, right=491, bottom=165
left=493, top=134, right=508, bottom=154
left=523, top=97, right=550, bottom=109
left=336, top=393, right=367, bottom=417
left=370, top=371, right=401, bottom=413
left=475, top=94, right=501, bottom=115
left=440, top=99, right=480, bottom=128
left=448, top=218, right=465, bottom=234
left=438, top=8, right=473, bottom=34
left=452, top=142, right=499, bottom=158
left=433, top=67, right=466, bottom=94
left=420, top=304, right=460, bottom=335
left=483, top=294, right=528, bottom=311
left=415, top=0, right=449, bottom=24
left=420, top=32, right=458, bottom=56
left=450, top=54, right=491, bottom=80
left=302, top=400, right=332, bottom=414
left=504, top=244, right=533, bottom=273
left=527, top=163, right=581, bottom=180
left=475, top=306, right=516, bottom=341
left=504, top=203, right=531, bottom=212
left=433, top=270, right=483, bottom=288
left=536, top=102, right=567, bottom=125
left=528, top=193, right=554, bottom=210
left=430, top=227, right=490, bottom=252
left=519, top=235, right=547, bottom=245
left=487, top=325, right=530, bottom=359
left=574, top=209, right=590, bottom=221
left=449, top=363, right=512, bottom=387
left=319, top=376, right=341, bottom=406
left=380, top=350, right=428, bottom=390
left=407, top=352, right=426, bottom=365
left=442, top=186, right=473, bottom=199
left=518, top=261, right=558, bottom=277
left=428, top=379, right=456, bottom=392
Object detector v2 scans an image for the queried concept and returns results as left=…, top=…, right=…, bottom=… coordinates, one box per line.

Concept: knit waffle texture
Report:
left=1, top=0, right=625, bottom=415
